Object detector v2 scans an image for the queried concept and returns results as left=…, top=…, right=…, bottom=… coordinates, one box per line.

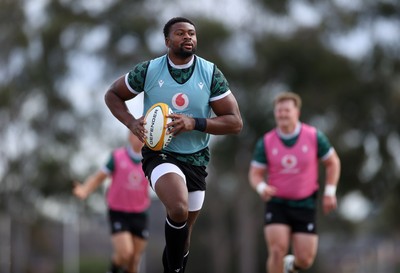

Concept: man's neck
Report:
left=167, top=54, right=194, bottom=67
left=277, top=122, right=301, bottom=139
left=127, top=145, right=142, bottom=159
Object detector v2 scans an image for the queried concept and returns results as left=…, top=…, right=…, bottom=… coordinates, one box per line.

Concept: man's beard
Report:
left=176, top=46, right=196, bottom=58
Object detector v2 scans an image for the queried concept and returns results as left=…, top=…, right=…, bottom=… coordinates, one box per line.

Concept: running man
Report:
left=104, top=17, right=242, bottom=273
left=73, top=133, right=150, bottom=273
left=248, top=92, right=340, bottom=273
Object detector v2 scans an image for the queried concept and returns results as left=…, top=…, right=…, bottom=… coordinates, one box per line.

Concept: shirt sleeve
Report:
left=251, top=137, right=267, bottom=167
left=209, top=66, right=231, bottom=101
left=125, top=61, right=150, bottom=94
left=102, top=153, right=115, bottom=174
left=317, top=130, right=333, bottom=159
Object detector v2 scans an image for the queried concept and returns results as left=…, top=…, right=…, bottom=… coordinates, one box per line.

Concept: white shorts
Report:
left=150, top=163, right=205, bottom=211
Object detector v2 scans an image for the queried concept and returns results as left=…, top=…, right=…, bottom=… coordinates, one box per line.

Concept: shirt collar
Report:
left=126, top=145, right=142, bottom=160
left=167, top=55, right=195, bottom=69
left=277, top=122, right=301, bottom=139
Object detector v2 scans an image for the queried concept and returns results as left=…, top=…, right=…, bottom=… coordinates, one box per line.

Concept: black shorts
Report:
left=108, top=209, right=149, bottom=239
left=141, top=147, right=208, bottom=192
left=264, top=202, right=317, bottom=234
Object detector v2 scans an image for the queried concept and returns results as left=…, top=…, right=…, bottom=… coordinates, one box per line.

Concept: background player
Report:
left=248, top=92, right=340, bottom=273
left=73, top=132, right=150, bottom=273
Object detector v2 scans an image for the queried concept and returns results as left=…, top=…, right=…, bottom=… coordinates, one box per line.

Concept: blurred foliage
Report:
left=259, top=0, right=289, bottom=14
left=1, top=0, right=400, bottom=272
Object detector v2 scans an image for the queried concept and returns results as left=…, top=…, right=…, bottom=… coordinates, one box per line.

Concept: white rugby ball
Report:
left=143, top=102, right=173, bottom=151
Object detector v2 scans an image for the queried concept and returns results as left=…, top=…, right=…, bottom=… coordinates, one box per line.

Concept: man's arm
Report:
left=321, top=149, right=341, bottom=214
left=248, top=164, right=276, bottom=201
left=207, top=93, right=243, bottom=135
left=104, top=75, right=146, bottom=141
left=73, top=170, right=108, bottom=200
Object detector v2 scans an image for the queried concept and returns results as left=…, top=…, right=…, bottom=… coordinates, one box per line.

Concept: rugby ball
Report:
left=143, top=102, right=173, bottom=151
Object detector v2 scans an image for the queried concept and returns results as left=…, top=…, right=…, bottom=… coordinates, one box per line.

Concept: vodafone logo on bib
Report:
left=172, top=93, right=189, bottom=111
left=127, top=171, right=142, bottom=189
left=281, top=154, right=297, bottom=169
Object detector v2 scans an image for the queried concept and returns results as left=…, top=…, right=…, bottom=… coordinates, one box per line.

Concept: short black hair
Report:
left=163, top=17, right=196, bottom=38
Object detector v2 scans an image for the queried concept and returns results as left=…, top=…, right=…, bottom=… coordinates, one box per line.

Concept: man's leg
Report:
left=289, top=233, right=318, bottom=271
left=181, top=209, right=201, bottom=273
left=287, top=205, right=319, bottom=272
left=265, top=224, right=291, bottom=273
left=107, top=261, right=123, bottom=273
left=110, top=232, right=134, bottom=273
left=154, top=170, right=189, bottom=273
left=126, top=235, right=147, bottom=273
left=165, top=215, right=188, bottom=272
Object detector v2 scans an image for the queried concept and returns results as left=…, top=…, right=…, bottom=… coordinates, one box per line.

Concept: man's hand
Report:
left=322, top=195, right=337, bottom=214
left=256, top=182, right=277, bottom=201
left=72, top=181, right=88, bottom=200
left=166, top=113, right=194, bottom=136
left=127, top=116, right=147, bottom=142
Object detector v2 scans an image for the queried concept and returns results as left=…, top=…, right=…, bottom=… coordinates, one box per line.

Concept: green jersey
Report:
left=126, top=55, right=230, bottom=166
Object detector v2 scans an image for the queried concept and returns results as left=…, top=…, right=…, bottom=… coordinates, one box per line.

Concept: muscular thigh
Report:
left=132, top=235, right=148, bottom=256
left=154, top=171, right=188, bottom=208
left=265, top=224, right=291, bottom=252
left=292, top=232, right=318, bottom=260
left=112, top=231, right=134, bottom=254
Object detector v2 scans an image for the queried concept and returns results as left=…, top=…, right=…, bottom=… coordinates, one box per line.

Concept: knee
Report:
left=268, top=245, right=287, bottom=261
left=167, top=201, right=188, bottom=222
left=117, top=250, right=134, bottom=266
left=295, top=255, right=315, bottom=270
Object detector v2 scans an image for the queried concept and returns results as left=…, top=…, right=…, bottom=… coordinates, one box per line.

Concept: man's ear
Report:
left=165, top=37, right=170, bottom=47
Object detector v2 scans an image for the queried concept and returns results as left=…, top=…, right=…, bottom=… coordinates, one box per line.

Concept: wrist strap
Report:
left=194, top=118, right=207, bottom=132
left=256, top=182, right=267, bottom=195
left=324, top=184, right=337, bottom=196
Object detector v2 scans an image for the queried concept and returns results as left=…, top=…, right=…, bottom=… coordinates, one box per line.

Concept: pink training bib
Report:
left=264, top=124, right=319, bottom=200
left=106, top=148, right=150, bottom=212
